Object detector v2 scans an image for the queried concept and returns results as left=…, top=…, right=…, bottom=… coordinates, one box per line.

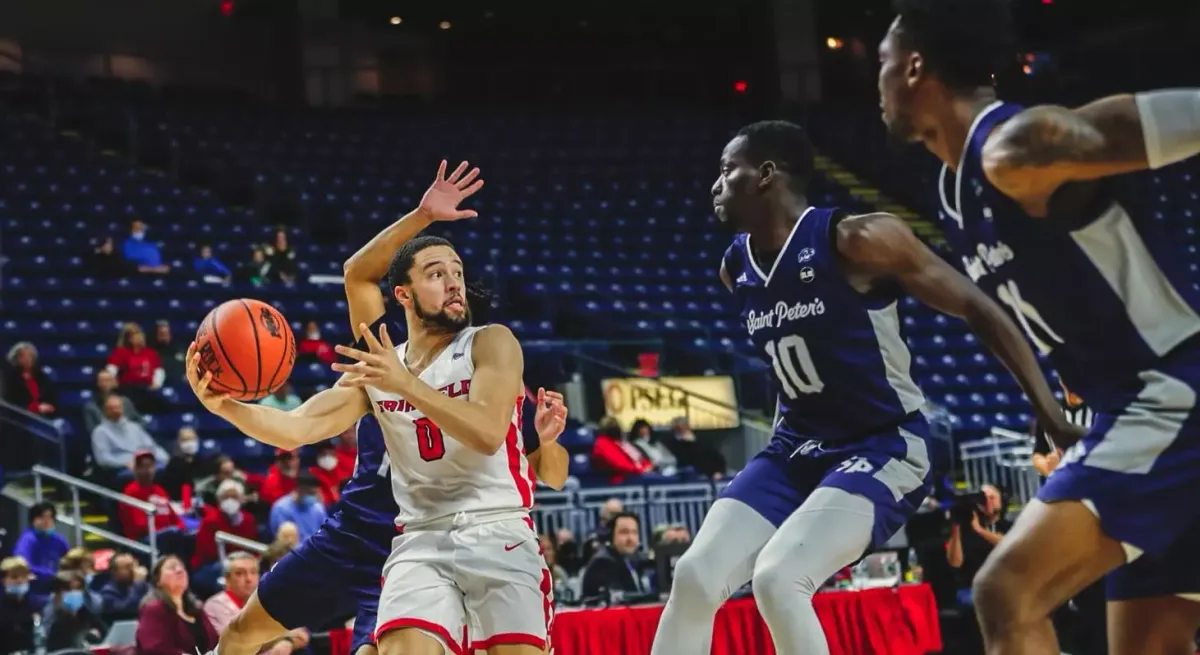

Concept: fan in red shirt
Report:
left=333, top=425, right=358, bottom=479
left=107, top=322, right=172, bottom=414
left=120, top=450, right=184, bottom=541
left=297, top=321, right=335, bottom=365
left=192, top=479, right=259, bottom=569
left=590, top=416, right=654, bottom=484
left=259, top=449, right=302, bottom=506
left=309, top=441, right=349, bottom=505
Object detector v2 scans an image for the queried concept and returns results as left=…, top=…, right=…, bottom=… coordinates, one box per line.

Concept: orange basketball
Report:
left=195, top=299, right=296, bottom=401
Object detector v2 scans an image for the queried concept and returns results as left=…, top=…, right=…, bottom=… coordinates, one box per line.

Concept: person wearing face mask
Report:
left=12, top=502, right=70, bottom=609
left=42, top=570, right=108, bottom=651
left=161, top=427, right=214, bottom=499
left=258, top=382, right=302, bottom=412
left=259, top=449, right=302, bottom=506
left=0, top=556, right=36, bottom=653
left=297, top=320, right=336, bottom=365
left=268, top=472, right=328, bottom=543
left=308, top=441, right=348, bottom=505
left=192, top=480, right=260, bottom=596
left=121, top=218, right=170, bottom=274
left=57, top=548, right=103, bottom=613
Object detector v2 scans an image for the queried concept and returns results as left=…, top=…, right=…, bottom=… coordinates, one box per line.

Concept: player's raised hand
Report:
left=332, top=323, right=411, bottom=395
left=418, top=160, right=484, bottom=222
left=534, top=387, right=568, bottom=444
left=185, top=342, right=231, bottom=414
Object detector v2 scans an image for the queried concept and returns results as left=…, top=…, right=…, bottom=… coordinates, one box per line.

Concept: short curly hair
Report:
left=891, top=0, right=1016, bottom=90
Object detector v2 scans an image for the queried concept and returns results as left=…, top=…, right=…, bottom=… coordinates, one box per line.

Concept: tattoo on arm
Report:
left=990, top=98, right=1147, bottom=169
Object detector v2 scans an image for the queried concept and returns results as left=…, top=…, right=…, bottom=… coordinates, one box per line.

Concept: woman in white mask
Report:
left=192, top=480, right=261, bottom=597
left=309, top=441, right=346, bottom=505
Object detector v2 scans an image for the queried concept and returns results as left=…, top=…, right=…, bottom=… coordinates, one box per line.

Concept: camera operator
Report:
left=946, top=484, right=1009, bottom=600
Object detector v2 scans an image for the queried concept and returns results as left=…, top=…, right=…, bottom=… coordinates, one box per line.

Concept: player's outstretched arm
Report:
left=334, top=323, right=522, bottom=455
left=836, top=214, right=1083, bottom=448
left=342, top=160, right=484, bottom=340
left=982, top=90, right=1200, bottom=215
left=186, top=344, right=369, bottom=449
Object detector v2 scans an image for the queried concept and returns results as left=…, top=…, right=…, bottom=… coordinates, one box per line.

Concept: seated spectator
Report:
left=259, top=449, right=302, bottom=506
left=161, top=427, right=213, bottom=500
left=1, top=556, right=36, bottom=653
left=42, top=570, right=107, bottom=651
left=581, top=498, right=625, bottom=565
left=580, top=512, right=648, bottom=600
left=85, top=369, right=146, bottom=434
left=151, top=320, right=188, bottom=383
left=57, top=548, right=102, bottom=612
left=258, top=382, right=302, bottom=412
left=192, top=480, right=259, bottom=573
left=590, top=416, right=653, bottom=484
left=556, top=527, right=584, bottom=577
left=119, top=450, right=184, bottom=541
left=135, top=556, right=218, bottom=655
left=297, top=321, right=335, bottom=365
left=333, top=425, right=358, bottom=478
left=3, top=342, right=58, bottom=418
left=539, top=533, right=571, bottom=603
left=236, top=246, right=272, bottom=285
left=13, top=503, right=70, bottom=607
left=629, top=418, right=678, bottom=475
left=91, top=394, right=168, bottom=478
left=259, top=537, right=295, bottom=573
left=121, top=218, right=170, bottom=274
left=262, top=228, right=298, bottom=283
left=107, top=322, right=171, bottom=414
left=85, top=235, right=137, bottom=278
left=269, top=473, right=327, bottom=543
left=274, top=522, right=301, bottom=550
left=193, top=243, right=232, bottom=282
left=98, top=552, right=150, bottom=622
left=202, top=552, right=311, bottom=655
left=197, top=455, right=252, bottom=507
left=309, top=441, right=348, bottom=504
left=667, top=417, right=726, bottom=479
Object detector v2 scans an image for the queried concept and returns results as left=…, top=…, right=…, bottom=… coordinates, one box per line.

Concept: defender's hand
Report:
left=332, top=323, right=412, bottom=395
left=418, top=160, right=485, bottom=222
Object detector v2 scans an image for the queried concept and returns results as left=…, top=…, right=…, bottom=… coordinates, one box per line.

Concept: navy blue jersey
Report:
left=937, top=101, right=1200, bottom=413
left=325, top=316, right=543, bottom=537
left=723, top=206, right=926, bottom=442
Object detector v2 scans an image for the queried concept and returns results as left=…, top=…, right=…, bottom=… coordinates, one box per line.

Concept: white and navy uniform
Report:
left=938, top=100, right=1200, bottom=600
left=366, top=326, right=553, bottom=653
left=719, top=206, right=933, bottom=547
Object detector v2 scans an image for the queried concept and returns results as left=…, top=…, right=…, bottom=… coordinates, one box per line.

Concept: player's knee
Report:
left=751, top=557, right=818, bottom=606
left=971, top=554, right=1028, bottom=630
left=669, top=551, right=724, bottom=609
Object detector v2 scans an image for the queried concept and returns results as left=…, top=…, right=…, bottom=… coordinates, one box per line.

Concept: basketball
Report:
left=194, top=299, right=296, bottom=401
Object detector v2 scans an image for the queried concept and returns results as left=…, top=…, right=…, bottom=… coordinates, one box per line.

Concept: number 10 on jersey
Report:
left=764, top=335, right=825, bottom=399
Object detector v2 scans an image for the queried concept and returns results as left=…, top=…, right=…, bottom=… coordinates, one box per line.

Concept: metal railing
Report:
left=215, top=530, right=268, bottom=561
left=959, top=427, right=1043, bottom=506
left=31, top=465, right=161, bottom=559
left=1, top=399, right=68, bottom=471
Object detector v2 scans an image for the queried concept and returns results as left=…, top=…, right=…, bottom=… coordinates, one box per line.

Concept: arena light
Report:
left=826, top=37, right=844, bottom=50
left=1022, top=64, right=1032, bottom=75
left=439, top=20, right=451, bottom=29
left=733, top=80, right=748, bottom=93
left=389, top=16, right=402, bottom=25
left=219, top=0, right=234, bottom=17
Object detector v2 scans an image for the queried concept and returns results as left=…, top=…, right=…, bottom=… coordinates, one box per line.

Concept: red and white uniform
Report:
left=367, top=326, right=553, bottom=654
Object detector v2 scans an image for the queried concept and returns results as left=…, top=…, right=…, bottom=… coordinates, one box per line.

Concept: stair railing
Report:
left=31, top=465, right=161, bottom=560
left=215, top=531, right=268, bottom=562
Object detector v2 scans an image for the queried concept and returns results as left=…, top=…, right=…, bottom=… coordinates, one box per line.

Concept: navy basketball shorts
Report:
left=1038, top=365, right=1200, bottom=601
left=720, top=413, right=933, bottom=549
left=256, top=525, right=392, bottom=653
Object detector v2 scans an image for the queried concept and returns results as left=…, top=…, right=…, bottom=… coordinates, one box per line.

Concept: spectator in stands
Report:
left=1, top=556, right=36, bottom=653
left=196, top=455, right=251, bottom=507
left=274, top=522, right=301, bottom=550
left=13, top=502, right=70, bottom=607
left=947, top=484, right=1010, bottom=604
left=581, top=498, right=625, bottom=565
left=581, top=512, right=647, bottom=601
left=119, top=450, right=185, bottom=542
left=258, top=381, right=301, bottom=411
left=258, top=539, right=293, bottom=574
left=3, top=342, right=59, bottom=418
left=135, top=556, right=218, bottom=655
left=666, top=416, right=726, bottom=479
left=57, top=548, right=102, bottom=612
left=98, top=552, right=150, bottom=621
left=192, top=480, right=259, bottom=576
left=201, top=552, right=312, bottom=655
left=151, top=320, right=187, bottom=383
left=107, top=321, right=171, bottom=414
left=629, top=418, right=678, bottom=475
left=193, top=243, right=232, bottom=282
left=590, top=416, right=654, bottom=484
left=83, top=369, right=145, bottom=434
left=269, top=473, right=327, bottom=543
left=121, top=219, right=170, bottom=275
left=42, top=570, right=107, bottom=650
left=262, top=228, right=297, bottom=283
left=539, top=533, right=571, bottom=602
left=651, top=523, right=691, bottom=548
left=297, top=321, right=335, bottom=365
left=259, top=449, right=301, bottom=506
left=86, top=235, right=137, bottom=278
left=309, top=440, right=347, bottom=504
left=161, top=426, right=212, bottom=499
left=333, top=424, right=358, bottom=478
left=556, top=527, right=584, bottom=576
left=91, top=394, right=168, bottom=479
left=236, top=246, right=271, bottom=286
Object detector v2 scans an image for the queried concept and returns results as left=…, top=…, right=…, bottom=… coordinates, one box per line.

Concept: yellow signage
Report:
left=601, top=376, right=740, bottom=431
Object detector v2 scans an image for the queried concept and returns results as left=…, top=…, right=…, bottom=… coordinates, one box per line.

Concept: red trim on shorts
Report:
left=471, top=633, right=547, bottom=651
left=374, top=618, right=465, bottom=655
left=540, top=567, right=555, bottom=649
left=504, top=399, right=533, bottom=509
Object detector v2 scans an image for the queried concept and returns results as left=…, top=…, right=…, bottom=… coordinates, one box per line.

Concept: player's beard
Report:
left=412, top=289, right=471, bottom=333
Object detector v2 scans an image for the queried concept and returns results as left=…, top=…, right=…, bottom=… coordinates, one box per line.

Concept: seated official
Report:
left=581, top=512, right=649, bottom=601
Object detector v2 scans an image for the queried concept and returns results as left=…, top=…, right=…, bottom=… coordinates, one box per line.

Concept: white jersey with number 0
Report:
left=365, top=325, right=535, bottom=528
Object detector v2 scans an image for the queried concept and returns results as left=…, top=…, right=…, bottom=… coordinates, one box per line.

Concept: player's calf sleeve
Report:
left=751, top=488, right=876, bottom=655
